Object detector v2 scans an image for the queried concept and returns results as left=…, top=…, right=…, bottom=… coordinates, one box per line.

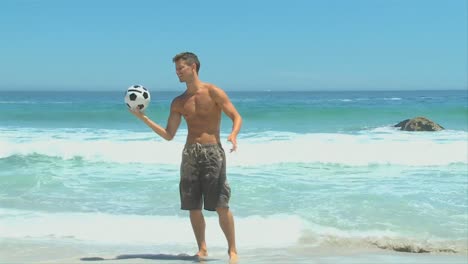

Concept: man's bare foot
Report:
left=195, top=249, right=208, bottom=259
left=228, top=250, right=238, bottom=263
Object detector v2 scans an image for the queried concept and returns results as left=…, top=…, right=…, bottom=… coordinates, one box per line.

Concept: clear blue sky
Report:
left=0, top=0, right=466, bottom=91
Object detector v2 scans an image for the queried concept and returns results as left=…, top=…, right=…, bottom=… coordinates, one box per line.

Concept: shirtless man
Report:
left=129, top=52, right=242, bottom=261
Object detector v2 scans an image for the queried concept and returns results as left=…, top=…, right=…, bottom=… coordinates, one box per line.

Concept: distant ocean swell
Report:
left=1, top=91, right=467, bottom=133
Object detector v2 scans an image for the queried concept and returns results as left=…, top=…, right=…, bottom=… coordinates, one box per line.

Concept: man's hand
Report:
left=227, top=134, right=237, bottom=152
left=128, top=108, right=145, bottom=120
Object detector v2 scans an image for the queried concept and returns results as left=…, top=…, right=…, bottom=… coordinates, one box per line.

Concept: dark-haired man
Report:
left=130, top=52, right=242, bottom=261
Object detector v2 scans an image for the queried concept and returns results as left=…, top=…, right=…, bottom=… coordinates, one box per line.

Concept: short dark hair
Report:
left=172, top=52, right=201, bottom=73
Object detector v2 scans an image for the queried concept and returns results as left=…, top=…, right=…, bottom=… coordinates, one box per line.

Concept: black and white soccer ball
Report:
left=125, top=85, right=151, bottom=111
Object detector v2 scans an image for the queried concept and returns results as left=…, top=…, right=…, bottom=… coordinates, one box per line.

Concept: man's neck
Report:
left=185, top=78, right=203, bottom=94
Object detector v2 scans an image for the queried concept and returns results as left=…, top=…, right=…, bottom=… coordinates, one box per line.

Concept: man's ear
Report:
left=191, top=63, right=198, bottom=74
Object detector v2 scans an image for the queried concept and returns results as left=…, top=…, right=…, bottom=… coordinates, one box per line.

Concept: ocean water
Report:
left=0, top=90, right=467, bottom=263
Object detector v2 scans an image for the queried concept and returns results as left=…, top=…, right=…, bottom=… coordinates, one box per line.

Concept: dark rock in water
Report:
left=394, top=117, right=444, bottom=131
left=394, top=119, right=410, bottom=128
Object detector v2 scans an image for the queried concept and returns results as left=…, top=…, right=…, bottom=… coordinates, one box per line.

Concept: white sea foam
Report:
left=0, top=209, right=303, bottom=248
left=299, top=223, right=467, bottom=253
left=0, top=209, right=465, bottom=253
left=0, top=128, right=467, bottom=166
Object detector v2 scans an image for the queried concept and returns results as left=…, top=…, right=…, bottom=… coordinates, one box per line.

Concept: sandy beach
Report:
left=1, top=238, right=467, bottom=264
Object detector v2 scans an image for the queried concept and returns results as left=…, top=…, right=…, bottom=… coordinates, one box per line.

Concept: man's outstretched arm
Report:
left=130, top=99, right=181, bottom=141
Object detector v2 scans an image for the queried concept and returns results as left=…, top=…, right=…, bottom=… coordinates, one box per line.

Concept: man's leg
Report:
left=216, top=207, right=238, bottom=260
left=190, top=209, right=208, bottom=257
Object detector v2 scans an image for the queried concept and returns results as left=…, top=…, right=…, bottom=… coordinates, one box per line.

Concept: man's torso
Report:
left=174, top=84, right=222, bottom=144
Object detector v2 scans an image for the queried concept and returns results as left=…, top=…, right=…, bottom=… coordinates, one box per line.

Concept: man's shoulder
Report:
left=204, top=83, right=230, bottom=104
left=201, top=82, right=215, bottom=89
left=203, top=82, right=224, bottom=95
left=171, top=93, right=186, bottom=107
left=172, top=94, right=183, bottom=102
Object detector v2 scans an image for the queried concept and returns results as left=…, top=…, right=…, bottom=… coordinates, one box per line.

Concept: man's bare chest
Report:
left=180, top=96, right=218, bottom=119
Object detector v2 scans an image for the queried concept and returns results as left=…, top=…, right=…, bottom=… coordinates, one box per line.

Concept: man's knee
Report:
left=190, top=209, right=203, bottom=216
left=216, top=207, right=229, bottom=215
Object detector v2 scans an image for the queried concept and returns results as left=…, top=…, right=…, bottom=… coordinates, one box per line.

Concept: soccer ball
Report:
left=125, top=85, right=151, bottom=111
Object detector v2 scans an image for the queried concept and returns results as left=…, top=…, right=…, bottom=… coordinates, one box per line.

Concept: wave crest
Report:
left=1, top=129, right=467, bottom=166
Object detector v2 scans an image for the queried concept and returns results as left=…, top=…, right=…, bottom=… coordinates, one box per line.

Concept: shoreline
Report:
left=1, top=238, right=467, bottom=264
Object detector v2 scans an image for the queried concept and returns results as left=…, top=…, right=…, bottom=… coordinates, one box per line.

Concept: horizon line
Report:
left=0, top=88, right=466, bottom=93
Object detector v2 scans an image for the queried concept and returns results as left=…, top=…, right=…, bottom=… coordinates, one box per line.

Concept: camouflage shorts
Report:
left=179, top=143, right=231, bottom=211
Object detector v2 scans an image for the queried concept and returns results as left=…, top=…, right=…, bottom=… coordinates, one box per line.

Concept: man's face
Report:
left=175, top=60, right=194, bottom=83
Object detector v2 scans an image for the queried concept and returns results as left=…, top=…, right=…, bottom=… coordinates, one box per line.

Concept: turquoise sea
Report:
left=0, top=90, right=467, bottom=263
